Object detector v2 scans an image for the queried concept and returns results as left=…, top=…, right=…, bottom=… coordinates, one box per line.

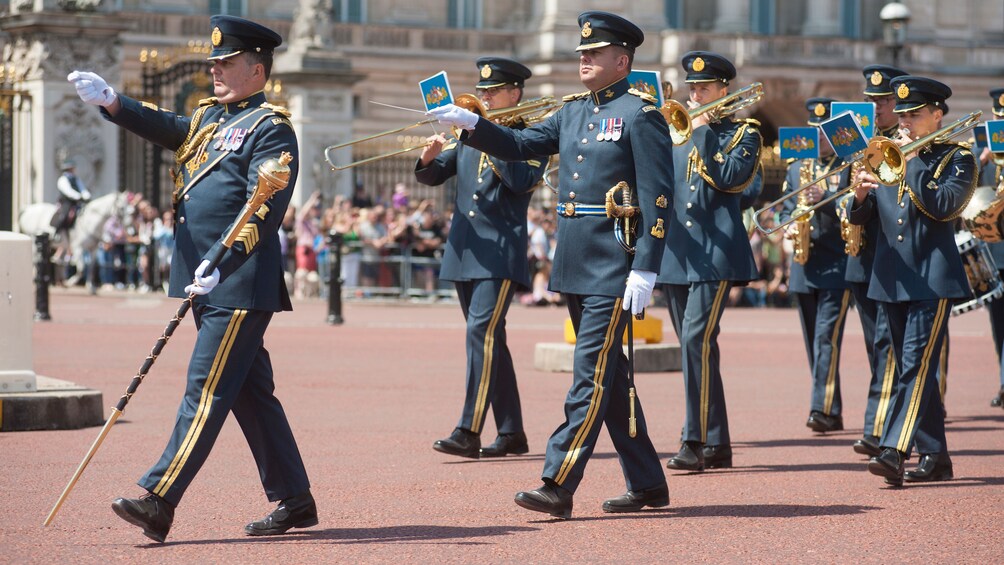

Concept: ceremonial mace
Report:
left=606, top=181, right=642, bottom=438
left=43, top=152, right=295, bottom=526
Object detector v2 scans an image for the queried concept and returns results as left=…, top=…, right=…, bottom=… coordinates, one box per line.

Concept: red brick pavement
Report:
left=2, top=290, right=1003, bottom=563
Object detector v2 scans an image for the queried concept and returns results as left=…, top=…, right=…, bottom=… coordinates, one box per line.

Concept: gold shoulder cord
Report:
left=905, top=147, right=977, bottom=222
left=693, top=123, right=762, bottom=194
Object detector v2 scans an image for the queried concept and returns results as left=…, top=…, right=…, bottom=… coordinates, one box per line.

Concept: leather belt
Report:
left=557, top=202, right=607, bottom=217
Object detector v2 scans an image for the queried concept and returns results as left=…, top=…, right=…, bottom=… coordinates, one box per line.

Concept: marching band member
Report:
left=780, top=98, right=852, bottom=435
left=846, top=65, right=906, bottom=457
left=980, top=88, right=1004, bottom=409
left=659, top=51, right=761, bottom=472
left=427, top=11, right=674, bottom=518
left=416, top=57, right=546, bottom=459
left=850, top=76, right=976, bottom=486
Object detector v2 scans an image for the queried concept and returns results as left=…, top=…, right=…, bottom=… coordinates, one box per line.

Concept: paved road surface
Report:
left=3, top=290, right=1002, bottom=563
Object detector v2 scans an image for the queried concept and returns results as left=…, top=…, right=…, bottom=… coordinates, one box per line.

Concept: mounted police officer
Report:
left=780, top=98, right=852, bottom=435
left=979, top=87, right=1004, bottom=410
left=660, top=51, right=761, bottom=473
left=850, top=76, right=976, bottom=486
left=68, top=15, right=316, bottom=542
left=428, top=10, right=674, bottom=519
left=416, top=57, right=546, bottom=459
left=846, top=65, right=907, bottom=457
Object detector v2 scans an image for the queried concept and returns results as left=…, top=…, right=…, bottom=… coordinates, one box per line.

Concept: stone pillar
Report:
left=0, top=11, right=132, bottom=215
left=0, top=232, right=36, bottom=392
left=715, top=0, right=751, bottom=33
left=802, top=0, right=842, bottom=37
left=273, top=0, right=365, bottom=206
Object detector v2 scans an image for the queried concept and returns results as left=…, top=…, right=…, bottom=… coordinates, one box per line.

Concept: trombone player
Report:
left=850, top=76, right=976, bottom=486
left=416, top=57, right=546, bottom=459
left=846, top=65, right=906, bottom=457
left=980, top=87, right=1004, bottom=410
left=780, top=98, right=852, bottom=436
left=659, top=51, right=761, bottom=472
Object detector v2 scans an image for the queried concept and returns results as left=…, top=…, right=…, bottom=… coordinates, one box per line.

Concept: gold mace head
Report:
left=258, top=151, right=294, bottom=191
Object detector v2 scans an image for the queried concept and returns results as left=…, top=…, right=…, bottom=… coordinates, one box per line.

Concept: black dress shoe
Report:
left=666, top=441, right=704, bottom=472
left=245, top=492, right=318, bottom=536
left=991, top=387, right=1004, bottom=408
left=111, top=492, right=175, bottom=543
left=852, top=435, right=882, bottom=457
left=904, top=452, right=954, bottom=482
left=868, top=448, right=905, bottom=486
left=514, top=482, right=573, bottom=519
left=703, top=444, right=733, bottom=469
left=806, top=411, right=844, bottom=433
left=602, top=483, right=670, bottom=513
left=480, top=431, right=529, bottom=458
left=432, top=428, right=480, bottom=459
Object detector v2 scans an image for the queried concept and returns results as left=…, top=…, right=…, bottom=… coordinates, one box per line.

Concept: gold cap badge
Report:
left=211, top=26, right=223, bottom=47
left=870, top=71, right=883, bottom=86
left=998, top=93, right=1004, bottom=107
left=692, top=57, right=705, bottom=72
left=814, top=103, right=826, bottom=117
left=897, top=83, right=910, bottom=99
left=480, top=65, right=492, bottom=79
left=581, top=22, right=592, bottom=38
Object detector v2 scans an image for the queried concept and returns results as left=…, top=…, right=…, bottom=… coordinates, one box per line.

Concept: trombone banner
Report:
left=420, top=71, right=455, bottom=111
left=820, top=111, right=868, bottom=160
left=831, top=102, right=876, bottom=139
left=779, top=127, right=820, bottom=161
left=627, top=70, right=664, bottom=106
left=987, top=119, right=1004, bottom=153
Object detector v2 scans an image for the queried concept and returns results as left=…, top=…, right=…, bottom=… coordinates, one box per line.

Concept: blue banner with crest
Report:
left=831, top=102, right=875, bottom=139
left=419, top=71, right=455, bottom=111
left=779, top=127, right=819, bottom=160
left=820, top=111, right=869, bottom=159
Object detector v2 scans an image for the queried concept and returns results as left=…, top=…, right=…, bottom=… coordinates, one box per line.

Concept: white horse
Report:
left=18, top=191, right=131, bottom=288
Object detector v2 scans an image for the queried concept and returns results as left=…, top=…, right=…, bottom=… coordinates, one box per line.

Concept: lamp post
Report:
left=880, top=2, right=911, bottom=68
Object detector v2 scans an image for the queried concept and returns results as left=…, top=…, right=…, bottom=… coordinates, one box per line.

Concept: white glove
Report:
left=80, top=190, right=92, bottom=202
left=426, top=104, right=479, bottom=131
left=623, top=269, right=657, bottom=317
left=67, top=70, right=117, bottom=107
left=184, top=259, right=221, bottom=296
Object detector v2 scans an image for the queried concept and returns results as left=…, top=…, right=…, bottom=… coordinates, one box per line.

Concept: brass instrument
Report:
left=661, top=82, right=764, bottom=145
left=789, top=160, right=815, bottom=265
left=837, top=161, right=866, bottom=256
left=324, top=94, right=560, bottom=170
left=754, top=111, right=983, bottom=235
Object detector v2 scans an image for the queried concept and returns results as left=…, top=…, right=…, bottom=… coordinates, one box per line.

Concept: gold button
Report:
left=900, top=201, right=906, bottom=208
left=897, top=218, right=903, bottom=225
left=577, top=155, right=584, bottom=162
left=588, top=124, right=595, bottom=131
left=573, top=172, right=579, bottom=180
left=685, top=220, right=693, bottom=228
left=593, top=107, right=600, bottom=114
left=184, top=194, right=190, bottom=201
left=897, top=235, right=904, bottom=242
left=468, top=211, right=476, bottom=217
left=179, top=217, right=185, bottom=224
left=473, top=194, right=479, bottom=200
left=582, top=138, right=588, bottom=144
left=569, top=192, right=576, bottom=199
left=690, top=185, right=696, bottom=192
left=686, top=202, right=693, bottom=209
left=477, top=178, right=483, bottom=184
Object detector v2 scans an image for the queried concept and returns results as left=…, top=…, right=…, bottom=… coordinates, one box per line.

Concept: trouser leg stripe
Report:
left=896, top=300, right=947, bottom=453
left=471, top=280, right=511, bottom=434
left=823, top=289, right=851, bottom=414
left=700, top=282, right=728, bottom=443
left=873, top=351, right=897, bottom=438
left=555, top=300, right=622, bottom=485
left=153, top=309, right=247, bottom=496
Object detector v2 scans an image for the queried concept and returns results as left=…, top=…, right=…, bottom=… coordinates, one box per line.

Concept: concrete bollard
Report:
left=0, top=232, right=38, bottom=393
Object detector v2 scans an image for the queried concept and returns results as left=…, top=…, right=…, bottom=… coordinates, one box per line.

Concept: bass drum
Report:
left=961, top=185, right=1004, bottom=242
left=953, top=230, right=1004, bottom=316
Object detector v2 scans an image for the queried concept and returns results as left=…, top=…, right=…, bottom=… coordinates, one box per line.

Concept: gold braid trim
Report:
left=723, top=121, right=749, bottom=154
left=175, top=103, right=213, bottom=164
left=694, top=128, right=762, bottom=194
left=904, top=148, right=978, bottom=222
left=932, top=146, right=959, bottom=181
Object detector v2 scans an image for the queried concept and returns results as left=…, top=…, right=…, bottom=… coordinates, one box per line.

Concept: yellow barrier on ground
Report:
left=564, top=315, right=663, bottom=345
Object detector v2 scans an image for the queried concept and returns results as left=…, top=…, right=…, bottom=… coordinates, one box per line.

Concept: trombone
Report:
left=660, top=82, right=764, bottom=145
left=324, top=94, right=560, bottom=170
left=753, top=111, right=983, bottom=235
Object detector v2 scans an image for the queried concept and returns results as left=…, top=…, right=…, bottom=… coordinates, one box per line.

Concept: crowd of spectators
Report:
left=59, top=185, right=796, bottom=309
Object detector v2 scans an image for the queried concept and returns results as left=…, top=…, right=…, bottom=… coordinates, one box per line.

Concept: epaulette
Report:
left=735, top=117, right=761, bottom=128
left=628, top=88, right=657, bottom=104
left=785, top=157, right=798, bottom=165
left=940, top=139, right=972, bottom=150
left=198, top=97, right=219, bottom=107
left=562, top=91, right=591, bottom=102
left=260, top=102, right=292, bottom=118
